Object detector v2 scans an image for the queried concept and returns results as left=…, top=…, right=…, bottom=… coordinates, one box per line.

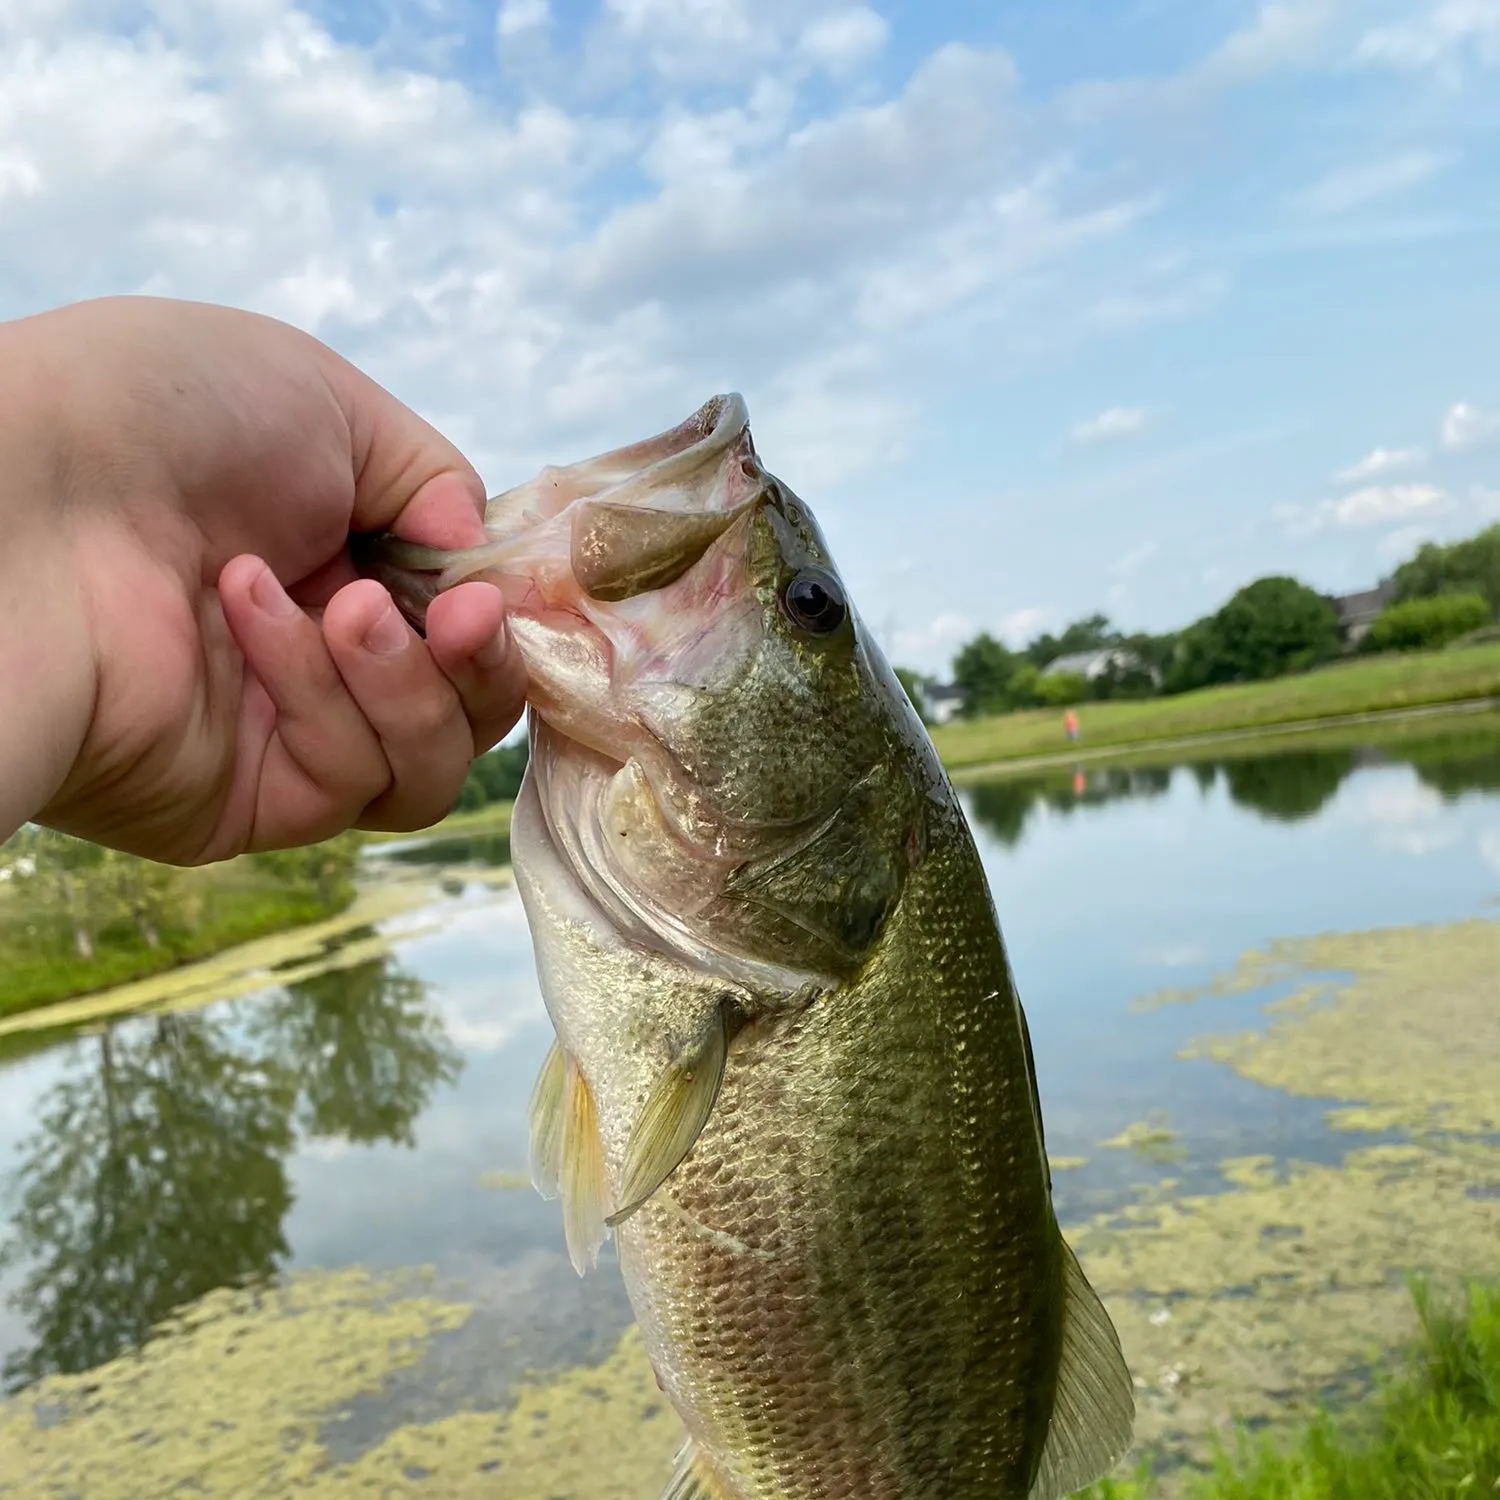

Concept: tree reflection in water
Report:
left=0, top=947, right=460, bottom=1392
left=964, top=727, right=1500, bottom=849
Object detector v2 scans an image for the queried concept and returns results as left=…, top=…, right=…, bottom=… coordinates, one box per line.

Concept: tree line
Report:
left=917, top=521, right=1500, bottom=721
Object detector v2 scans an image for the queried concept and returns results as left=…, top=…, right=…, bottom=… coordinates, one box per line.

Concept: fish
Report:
left=354, top=396, right=1134, bottom=1500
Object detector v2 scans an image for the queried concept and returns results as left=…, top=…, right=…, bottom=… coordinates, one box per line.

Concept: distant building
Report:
left=1330, top=582, right=1396, bottom=645
left=1040, top=646, right=1157, bottom=685
left=921, top=682, right=965, bottom=726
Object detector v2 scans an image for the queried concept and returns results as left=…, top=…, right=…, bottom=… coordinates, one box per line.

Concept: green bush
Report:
left=1367, top=592, right=1492, bottom=654
left=1036, top=671, right=1088, bottom=707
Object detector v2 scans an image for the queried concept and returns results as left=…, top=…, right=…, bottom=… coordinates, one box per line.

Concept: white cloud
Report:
left=998, top=607, right=1051, bottom=646
left=597, top=0, right=892, bottom=82
left=1071, top=406, right=1149, bottom=445
left=1327, top=483, right=1450, bottom=526
left=796, top=6, right=889, bottom=72
left=1442, top=400, right=1500, bottom=449
left=1277, top=483, right=1451, bottom=536
left=1481, top=827, right=1500, bottom=875
left=1353, top=776, right=1459, bottom=855
left=497, top=0, right=550, bottom=38
left=1069, top=0, right=1339, bottom=114
left=1355, top=0, right=1500, bottom=72
left=1474, top=485, right=1500, bottom=520
left=1110, top=540, right=1159, bottom=576
left=890, top=612, right=974, bottom=669
left=1334, top=446, right=1426, bottom=483
left=1199, top=0, right=1342, bottom=84
left=0, top=5, right=1173, bottom=504
left=1293, top=152, right=1449, bottom=215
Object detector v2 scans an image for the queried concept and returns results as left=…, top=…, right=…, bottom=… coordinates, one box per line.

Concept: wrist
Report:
left=0, top=313, right=101, bottom=844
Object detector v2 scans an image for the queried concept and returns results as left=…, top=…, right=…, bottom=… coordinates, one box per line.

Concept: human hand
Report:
left=0, top=296, right=526, bottom=865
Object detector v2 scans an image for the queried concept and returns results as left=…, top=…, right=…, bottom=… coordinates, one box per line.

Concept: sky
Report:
left=3, top=0, right=1499, bottom=675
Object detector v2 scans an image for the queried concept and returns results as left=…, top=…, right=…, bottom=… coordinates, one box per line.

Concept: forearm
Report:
left=0, top=314, right=99, bottom=845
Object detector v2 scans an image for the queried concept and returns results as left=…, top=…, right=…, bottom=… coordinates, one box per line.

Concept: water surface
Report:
left=2, top=713, right=1498, bottom=1456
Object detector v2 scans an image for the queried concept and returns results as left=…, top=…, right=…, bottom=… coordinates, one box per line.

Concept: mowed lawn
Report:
left=929, top=643, right=1500, bottom=771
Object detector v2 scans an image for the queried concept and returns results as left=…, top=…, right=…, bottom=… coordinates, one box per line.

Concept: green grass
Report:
left=1082, top=1279, right=1500, bottom=1500
left=362, top=799, right=514, bottom=845
left=0, top=859, right=347, bottom=1019
left=930, top=644, right=1500, bottom=772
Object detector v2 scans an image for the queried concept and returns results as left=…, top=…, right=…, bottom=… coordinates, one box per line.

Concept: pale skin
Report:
left=0, top=296, right=528, bottom=866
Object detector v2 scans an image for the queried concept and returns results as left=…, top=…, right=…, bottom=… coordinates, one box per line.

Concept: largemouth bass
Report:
left=356, top=396, right=1133, bottom=1500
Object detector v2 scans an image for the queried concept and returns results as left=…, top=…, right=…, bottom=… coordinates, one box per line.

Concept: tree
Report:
left=1165, top=577, right=1339, bottom=691
left=1024, top=614, right=1118, bottom=670
left=249, top=830, right=363, bottom=909
left=1366, top=592, right=1491, bottom=653
left=457, top=738, right=530, bottom=809
left=1392, top=524, right=1500, bottom=616
left=952, top=633, right=1020, bottom=717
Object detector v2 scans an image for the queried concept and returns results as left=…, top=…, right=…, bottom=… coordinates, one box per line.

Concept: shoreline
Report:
left=7, top=687, right=1499, bottom=1025
left=942, top=695, right=1500, bottom=783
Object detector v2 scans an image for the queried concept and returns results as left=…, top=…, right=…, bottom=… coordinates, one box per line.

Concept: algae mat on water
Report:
left=2, top=914, right=1497, bottom=1496
left=0, top=1267, right=683, bottom=1500
left=1079, top=913, right=1500, bottom=1480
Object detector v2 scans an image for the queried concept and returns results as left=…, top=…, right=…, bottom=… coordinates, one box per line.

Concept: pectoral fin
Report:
left=607, top=1009, right=729, bottom=1228
left=528, top=1039, right=610, bottom=1275
left=1027, top=1238, right=1135, bottom=1500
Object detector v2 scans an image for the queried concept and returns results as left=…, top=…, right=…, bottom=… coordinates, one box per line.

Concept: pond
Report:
left=2, top=712, right=1499, bottom=1496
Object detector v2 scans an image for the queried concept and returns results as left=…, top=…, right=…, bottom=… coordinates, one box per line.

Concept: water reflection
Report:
left=0, top=950, right=457, bottom=1391
left=965, top=722, right=1500, bottom=848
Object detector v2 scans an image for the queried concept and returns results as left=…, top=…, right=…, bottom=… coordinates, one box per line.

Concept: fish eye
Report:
left=781, top=569, right=847, bottom=635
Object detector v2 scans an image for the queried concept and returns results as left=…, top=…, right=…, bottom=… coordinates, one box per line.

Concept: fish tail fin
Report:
left=659, top=1439, right=730, bottom=1500
left=1028, top=1236, right=1135, bottom=1500
left=348, top=531, right=452, bottom=635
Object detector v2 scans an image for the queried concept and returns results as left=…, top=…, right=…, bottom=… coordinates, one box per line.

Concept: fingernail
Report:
left=251, top=564, right=300, bottom=619
left=363, top=602, right=408, bottom=657
left=472, top=620, right=510, bottom=670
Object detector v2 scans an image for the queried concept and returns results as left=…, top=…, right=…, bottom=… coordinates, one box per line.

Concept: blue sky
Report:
left=3, top=0, right=1498, bottom=673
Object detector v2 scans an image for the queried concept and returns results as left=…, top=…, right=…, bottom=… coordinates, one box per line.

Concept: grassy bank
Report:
left=363, top=799, right=514, bottom=845
left=930, top=642, right=1500, bottom=772
left=1086, top=1278, right=1500, bottom=1499
left=0, top=837, right=360, bottom=1018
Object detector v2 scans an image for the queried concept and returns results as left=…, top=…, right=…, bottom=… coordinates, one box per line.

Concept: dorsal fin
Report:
left=1028, top=1238, right=1135, bottom=1500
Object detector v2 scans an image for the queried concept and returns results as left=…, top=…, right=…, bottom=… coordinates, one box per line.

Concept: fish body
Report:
left=358, top=397, right=1133, bottom=1500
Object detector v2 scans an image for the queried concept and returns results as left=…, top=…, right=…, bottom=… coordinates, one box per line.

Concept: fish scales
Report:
left=357, top=394, right=1133, bottom=1500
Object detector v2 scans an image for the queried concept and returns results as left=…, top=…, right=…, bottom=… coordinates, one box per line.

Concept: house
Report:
left=1330, top=582, right=1396, bottom=645
left=1040, top=647, right=1157, bottom=685
left=920, top=682, right=965, bottom=726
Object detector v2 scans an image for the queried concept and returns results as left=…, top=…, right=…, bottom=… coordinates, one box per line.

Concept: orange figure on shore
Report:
left=1064, top=708, right=1081, bottom=744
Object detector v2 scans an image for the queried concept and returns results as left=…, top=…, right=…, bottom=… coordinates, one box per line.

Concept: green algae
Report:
left=1175, top=918, right=1500, bottom=1139
left=0, top=1267, right=474, bottom=1498
left=1103, top=1114, right=1190, bottom=1165
left=0, top=1266, right=680, bottom=1500
left=3, top=909, right=1497, bottom=1497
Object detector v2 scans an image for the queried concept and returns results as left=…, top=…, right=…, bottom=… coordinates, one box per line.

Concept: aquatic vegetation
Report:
left=1078, top=1279, right=1500, bottom=1499
left=1176, top=919, right=1500, bottom=1139
left=1102, top=1114, right=1188, bottom=1165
